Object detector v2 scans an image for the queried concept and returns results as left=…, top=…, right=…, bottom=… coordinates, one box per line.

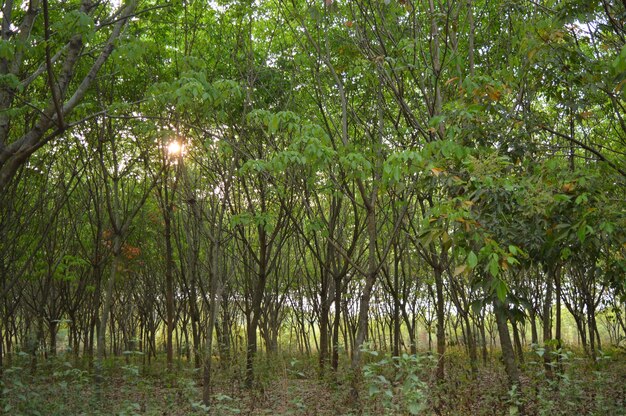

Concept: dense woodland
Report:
left=0, top=0, right=625, bottom=415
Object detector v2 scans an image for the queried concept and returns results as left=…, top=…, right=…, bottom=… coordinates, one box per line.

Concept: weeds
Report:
left=361, top=345, right=433, bottom=415
left=0, top=348, right=623, bottom=415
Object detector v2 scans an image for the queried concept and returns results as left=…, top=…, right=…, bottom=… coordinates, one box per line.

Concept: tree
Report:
left=0, top=0, right=139, bottom=191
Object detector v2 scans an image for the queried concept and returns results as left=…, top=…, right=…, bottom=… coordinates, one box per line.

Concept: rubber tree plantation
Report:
left=0, top=1, right=625, bottom=415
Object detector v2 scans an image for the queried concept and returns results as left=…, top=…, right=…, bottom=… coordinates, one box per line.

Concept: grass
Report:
left=1, top=346, right=624, bottom=415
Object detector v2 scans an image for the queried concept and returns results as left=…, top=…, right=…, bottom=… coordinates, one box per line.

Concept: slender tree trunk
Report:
left=319, top=266, right=330, bottom=374
left=543, top=267, right=553, bottom=376
left=49, top=320, right=57, bottom=357
left=479, top=317, right=488, bottom=364
left=494, top=300, right=520, bottom=388
left=530, top=309, right=538, bottom=345
left=245, top=230, right=268, bottom=389
left=246, top=313, right=260, bottom=387
left=164, top=194, right=175, bottom=372
left=434, top=266, right=446, bottom=382
left=463, top=314, right=478, bottom=375
left=96, top=236, right=121, bottom=386
left=349, top=198, right=378, bottom=403
left=512, top=320, right=524, bottom=364
left=588, top=300, right=597, bottom=360
left=392, top=254, right=400, bottom=357
left=202, top=251, right=223, bottom=406
left=331, top=274, right=342, bottom=373
left=219, top=292, right=231, bottom=366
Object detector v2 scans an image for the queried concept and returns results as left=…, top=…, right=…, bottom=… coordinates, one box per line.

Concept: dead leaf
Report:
left=431, top=167, right=444, bottom=176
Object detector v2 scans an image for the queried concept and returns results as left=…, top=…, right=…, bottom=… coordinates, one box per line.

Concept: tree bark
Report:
left=434, top=266, right=446, bottom=382
left=495, top=300, right=520, bottom=388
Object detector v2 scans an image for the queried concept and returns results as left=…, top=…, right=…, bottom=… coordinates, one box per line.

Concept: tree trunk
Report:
left=434, top=266, right=446, bottom=382
left=392, top=255, right=401, bottom=357
left=331, top=274, right=342, bottom=373
left=463, top=314, right=478, bottom=375
left=164, top=194, right=175, bottom=372
left=494, top=300, right=520, bottom=388
left=530, top=309, right=538, bottom=345
left=202, top=264, right=223, bottom=405
left=349, top=199, right=378, bottom=404
left=512, top=320, right=524, bottom=364
left=542, top=267, right=553, bottom=376
left=96, top=236, right=121, bottom=385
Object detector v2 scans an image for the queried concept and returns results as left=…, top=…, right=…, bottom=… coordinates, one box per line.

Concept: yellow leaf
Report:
left=453, top=265, right=467, bottom=277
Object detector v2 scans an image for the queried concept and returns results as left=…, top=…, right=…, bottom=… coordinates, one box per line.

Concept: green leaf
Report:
left=0, top=40, right=14, bottom=60
left=268, top=115, right=279, bottom=134
left=488, top=257, right=499, bottom=277
left=428, top=115, right=445, bottom=128
left=494, top=279, right=508, bottom=302
left=577, top=223, right=587, bottom=243
left=467, top=251, right=478, bottom=269
left=230, top=213, right=253, bottom=227
left=506, top=256, right=519, bottom=266
left=613, top=45, right=626, bottom=75
left=368, top=384, right=380, bottom=396
left=408, top=402, right=422, bottom=415
left=470, top=299, right=485, bottom=315
left=0, top=74, right=20, bottom=89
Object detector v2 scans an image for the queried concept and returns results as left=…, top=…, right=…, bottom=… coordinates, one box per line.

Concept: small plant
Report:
left=213, top=393, right=242, bottom=415
left=362, top=345, right=432, bottom=415
left=506, top=384, right=523, bottom=415
left=287, top=358, right=306, bottom=379
left=117, top=401, right=141, bottom=416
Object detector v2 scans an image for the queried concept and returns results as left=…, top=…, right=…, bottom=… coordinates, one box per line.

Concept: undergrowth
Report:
left=0, top=346, right=624, bottom=415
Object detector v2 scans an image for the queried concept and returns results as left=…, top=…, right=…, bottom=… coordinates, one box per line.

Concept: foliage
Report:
left=0, top=0, right=625, bottom=413
left=362, top=345, right=433, bottom=415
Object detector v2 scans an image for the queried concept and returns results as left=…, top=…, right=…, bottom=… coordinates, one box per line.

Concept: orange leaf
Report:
left=431, top=167, right=444, bottom=176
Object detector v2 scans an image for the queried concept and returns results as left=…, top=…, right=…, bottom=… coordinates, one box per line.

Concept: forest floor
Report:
left=1, top=347, right=625, bottom=415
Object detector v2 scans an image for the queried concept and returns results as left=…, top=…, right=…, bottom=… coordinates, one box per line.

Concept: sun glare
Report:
left=167, top=141, right=182, bottom=156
